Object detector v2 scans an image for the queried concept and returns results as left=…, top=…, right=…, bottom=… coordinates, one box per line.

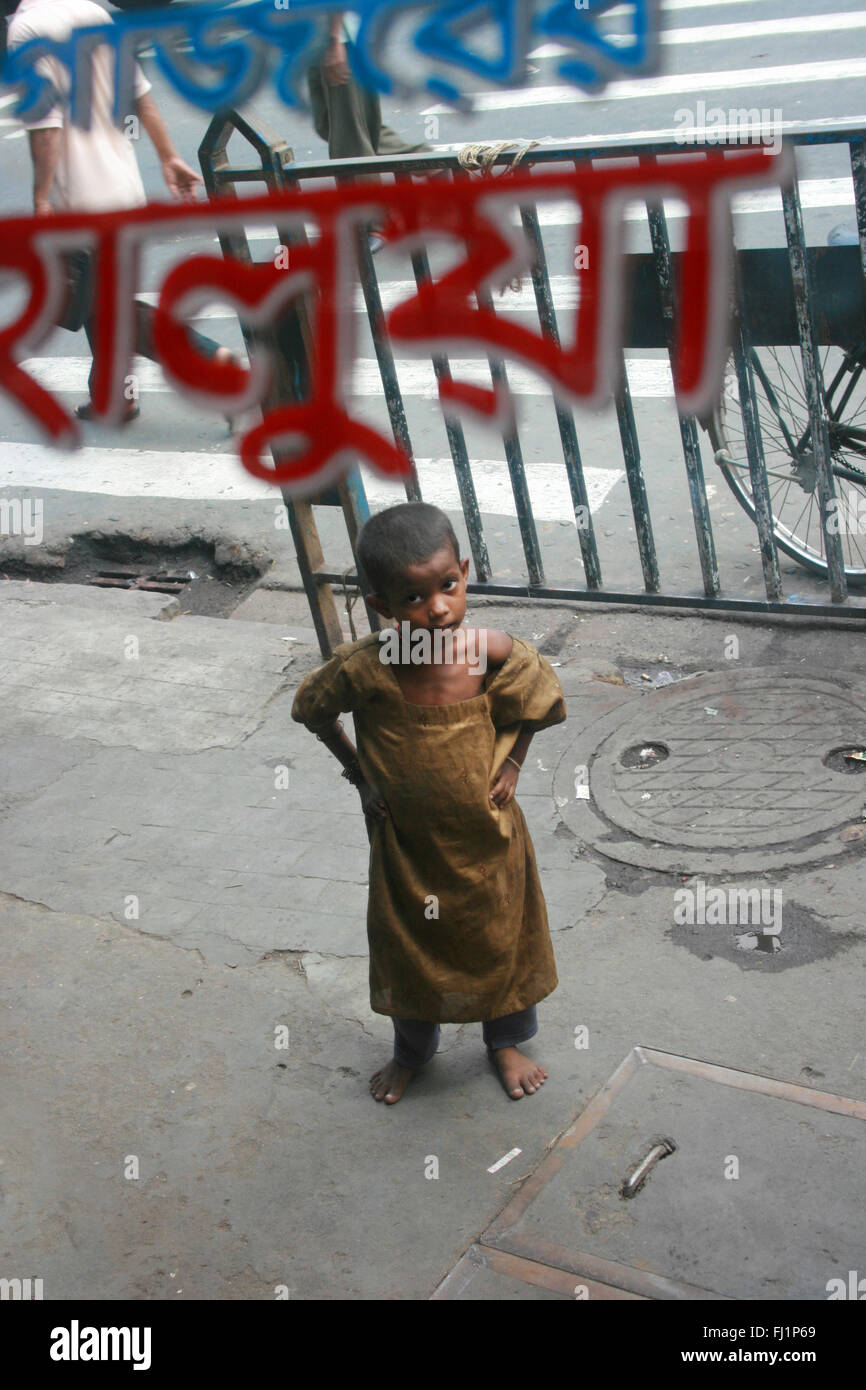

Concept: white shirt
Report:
left=8, top=0, right=151, bottom=211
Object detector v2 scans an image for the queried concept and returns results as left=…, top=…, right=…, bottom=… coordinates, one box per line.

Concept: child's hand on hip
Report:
left=359, top=779, right=388, bottom=822
left=490, top=760, right=519, bottom=807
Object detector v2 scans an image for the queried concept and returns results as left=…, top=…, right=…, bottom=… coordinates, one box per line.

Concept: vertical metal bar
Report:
left=351, top=186, right=422, bottom=503
left=283, top=495, right=345, bottom=657
left=407, top=249, right=492, bottom=581
left=337, top=470, right=382, bottom=635
left=615, top=358, right=660, bottom=592
left=645, top=190, right=720, bottom=597
left=472, top=283, right=545, bottom=587
left=781, top=172, right=847, bottom=604
left=731, top=317, right=783, bottom=601
left=519, top=204, right=603, bottom=589
left=278, top=169, right=377, bottom=640
left=399, top=177, right=491, bottom=583
left=199, top=118, right=359, bottom=657
left=850, top=141, right=866, bottom=283
left=443, top=167, right=545, bottom=585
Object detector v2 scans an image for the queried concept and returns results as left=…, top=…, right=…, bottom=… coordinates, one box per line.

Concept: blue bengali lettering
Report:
left=533, top=0, right=658, bottom=89
left=0, top=0, right=661, bottom=128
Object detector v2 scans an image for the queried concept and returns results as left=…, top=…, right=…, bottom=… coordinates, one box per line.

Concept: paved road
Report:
left=1, top=0, right=865, bottom=606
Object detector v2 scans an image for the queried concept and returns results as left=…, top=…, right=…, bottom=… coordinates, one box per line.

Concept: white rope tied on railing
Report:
left=456, top=140, right=540, bottom=174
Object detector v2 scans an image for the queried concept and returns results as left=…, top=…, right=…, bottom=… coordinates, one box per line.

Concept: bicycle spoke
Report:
left=839, top=482, right=866, bottom=567
left=846, top=530, right=866, bottom=568
left=713, top=344, right=866, bottom=577
left=771, top=351, right=807, bottom=411
left=754, top=352, right=802, bottom=456
left=787, top=490, right=817, bottom=552
left=774, top=475, right=797, bottom=518
left=805, top=495, right=821, bottom=557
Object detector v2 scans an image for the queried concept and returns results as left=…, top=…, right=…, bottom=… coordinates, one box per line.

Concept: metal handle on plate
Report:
left=621, top=1137, right=676, bottom=1199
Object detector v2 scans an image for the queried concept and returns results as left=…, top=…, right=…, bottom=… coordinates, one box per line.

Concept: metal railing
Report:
left=200, top=116, right=866, bottom=656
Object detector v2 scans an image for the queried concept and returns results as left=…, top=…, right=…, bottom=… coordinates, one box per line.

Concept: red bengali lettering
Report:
left=0, top=152, right=790, bottom=491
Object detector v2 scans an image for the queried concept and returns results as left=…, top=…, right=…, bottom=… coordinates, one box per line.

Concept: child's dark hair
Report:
left=357, top=503, right=461, bottom=597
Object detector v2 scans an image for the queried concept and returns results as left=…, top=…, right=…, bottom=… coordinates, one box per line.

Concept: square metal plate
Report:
left=433, top=1048, right=866, bottom=1300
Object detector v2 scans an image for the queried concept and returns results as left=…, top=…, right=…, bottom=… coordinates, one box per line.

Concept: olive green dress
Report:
left=291, top=633, right=566, bottom=1023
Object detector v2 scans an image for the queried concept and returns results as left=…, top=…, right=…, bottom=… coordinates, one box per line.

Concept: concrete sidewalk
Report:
left=1, top=578, right=864, bottom=1300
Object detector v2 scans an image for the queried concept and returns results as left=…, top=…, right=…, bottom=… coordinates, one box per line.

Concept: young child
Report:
left=291, top=502, right=566, bottom=1104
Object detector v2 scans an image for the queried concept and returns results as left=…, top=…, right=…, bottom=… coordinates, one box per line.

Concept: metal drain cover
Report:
left=554, top=669, right=866, bottom=873
left=433, top=1048, right=866, bottom=1300
left=88, top=565, right=194, bottom=595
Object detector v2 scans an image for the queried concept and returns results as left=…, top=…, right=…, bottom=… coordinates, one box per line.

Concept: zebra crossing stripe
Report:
left=529, top=11, right=866, bottom=58
left=20, top=355, right=677, bottom=397
left=422, top=58, right=866, bottom=113
left=0, top=441, right=625, bottom=521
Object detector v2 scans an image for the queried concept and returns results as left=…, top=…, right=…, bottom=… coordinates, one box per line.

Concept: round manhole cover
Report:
left=555, top=669, right=866, bottom=873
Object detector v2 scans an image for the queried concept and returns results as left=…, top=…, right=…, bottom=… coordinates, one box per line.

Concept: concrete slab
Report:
left=0, top=582, right=295, bottom=752
left=0, top=578, right=178, bottom=618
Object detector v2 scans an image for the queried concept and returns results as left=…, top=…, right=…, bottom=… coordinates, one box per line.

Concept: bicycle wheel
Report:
left=706, top=345, right=866, bottom=585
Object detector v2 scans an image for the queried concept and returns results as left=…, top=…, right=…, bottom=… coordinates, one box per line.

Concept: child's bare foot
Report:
left=369, top=1059, right=415, bottom=1104
left=489, top=1045, right=548, bottom=1099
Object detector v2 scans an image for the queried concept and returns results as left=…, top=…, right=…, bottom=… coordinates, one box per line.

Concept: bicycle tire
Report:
left=706, top=346, right=866, bottom=585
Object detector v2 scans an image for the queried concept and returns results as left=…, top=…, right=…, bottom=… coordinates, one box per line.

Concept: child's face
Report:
left=370, top=545, right=470, bottom=631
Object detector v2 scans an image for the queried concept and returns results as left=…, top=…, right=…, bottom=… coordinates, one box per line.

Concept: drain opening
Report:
left=734, top=931, right=781, bottom=954
left=620, top=665, right=694, bottom=689
left=1, top=533, right=266, bottom=617
left=823, top=747, right=866, bottom=775
left=620, top=742, right=670, bottom=770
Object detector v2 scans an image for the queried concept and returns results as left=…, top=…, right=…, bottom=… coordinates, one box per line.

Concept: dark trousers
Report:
left=307, top=44, right=431, bottom=160
left=83, top=298, right=225, bottom=403
left=63, top=250, right=225, bottom=403
left=393, top=1005, right=538, bottom=1070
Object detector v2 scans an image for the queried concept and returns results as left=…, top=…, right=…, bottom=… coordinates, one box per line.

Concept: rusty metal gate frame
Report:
left=199, top=117, right=866, bottom=656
